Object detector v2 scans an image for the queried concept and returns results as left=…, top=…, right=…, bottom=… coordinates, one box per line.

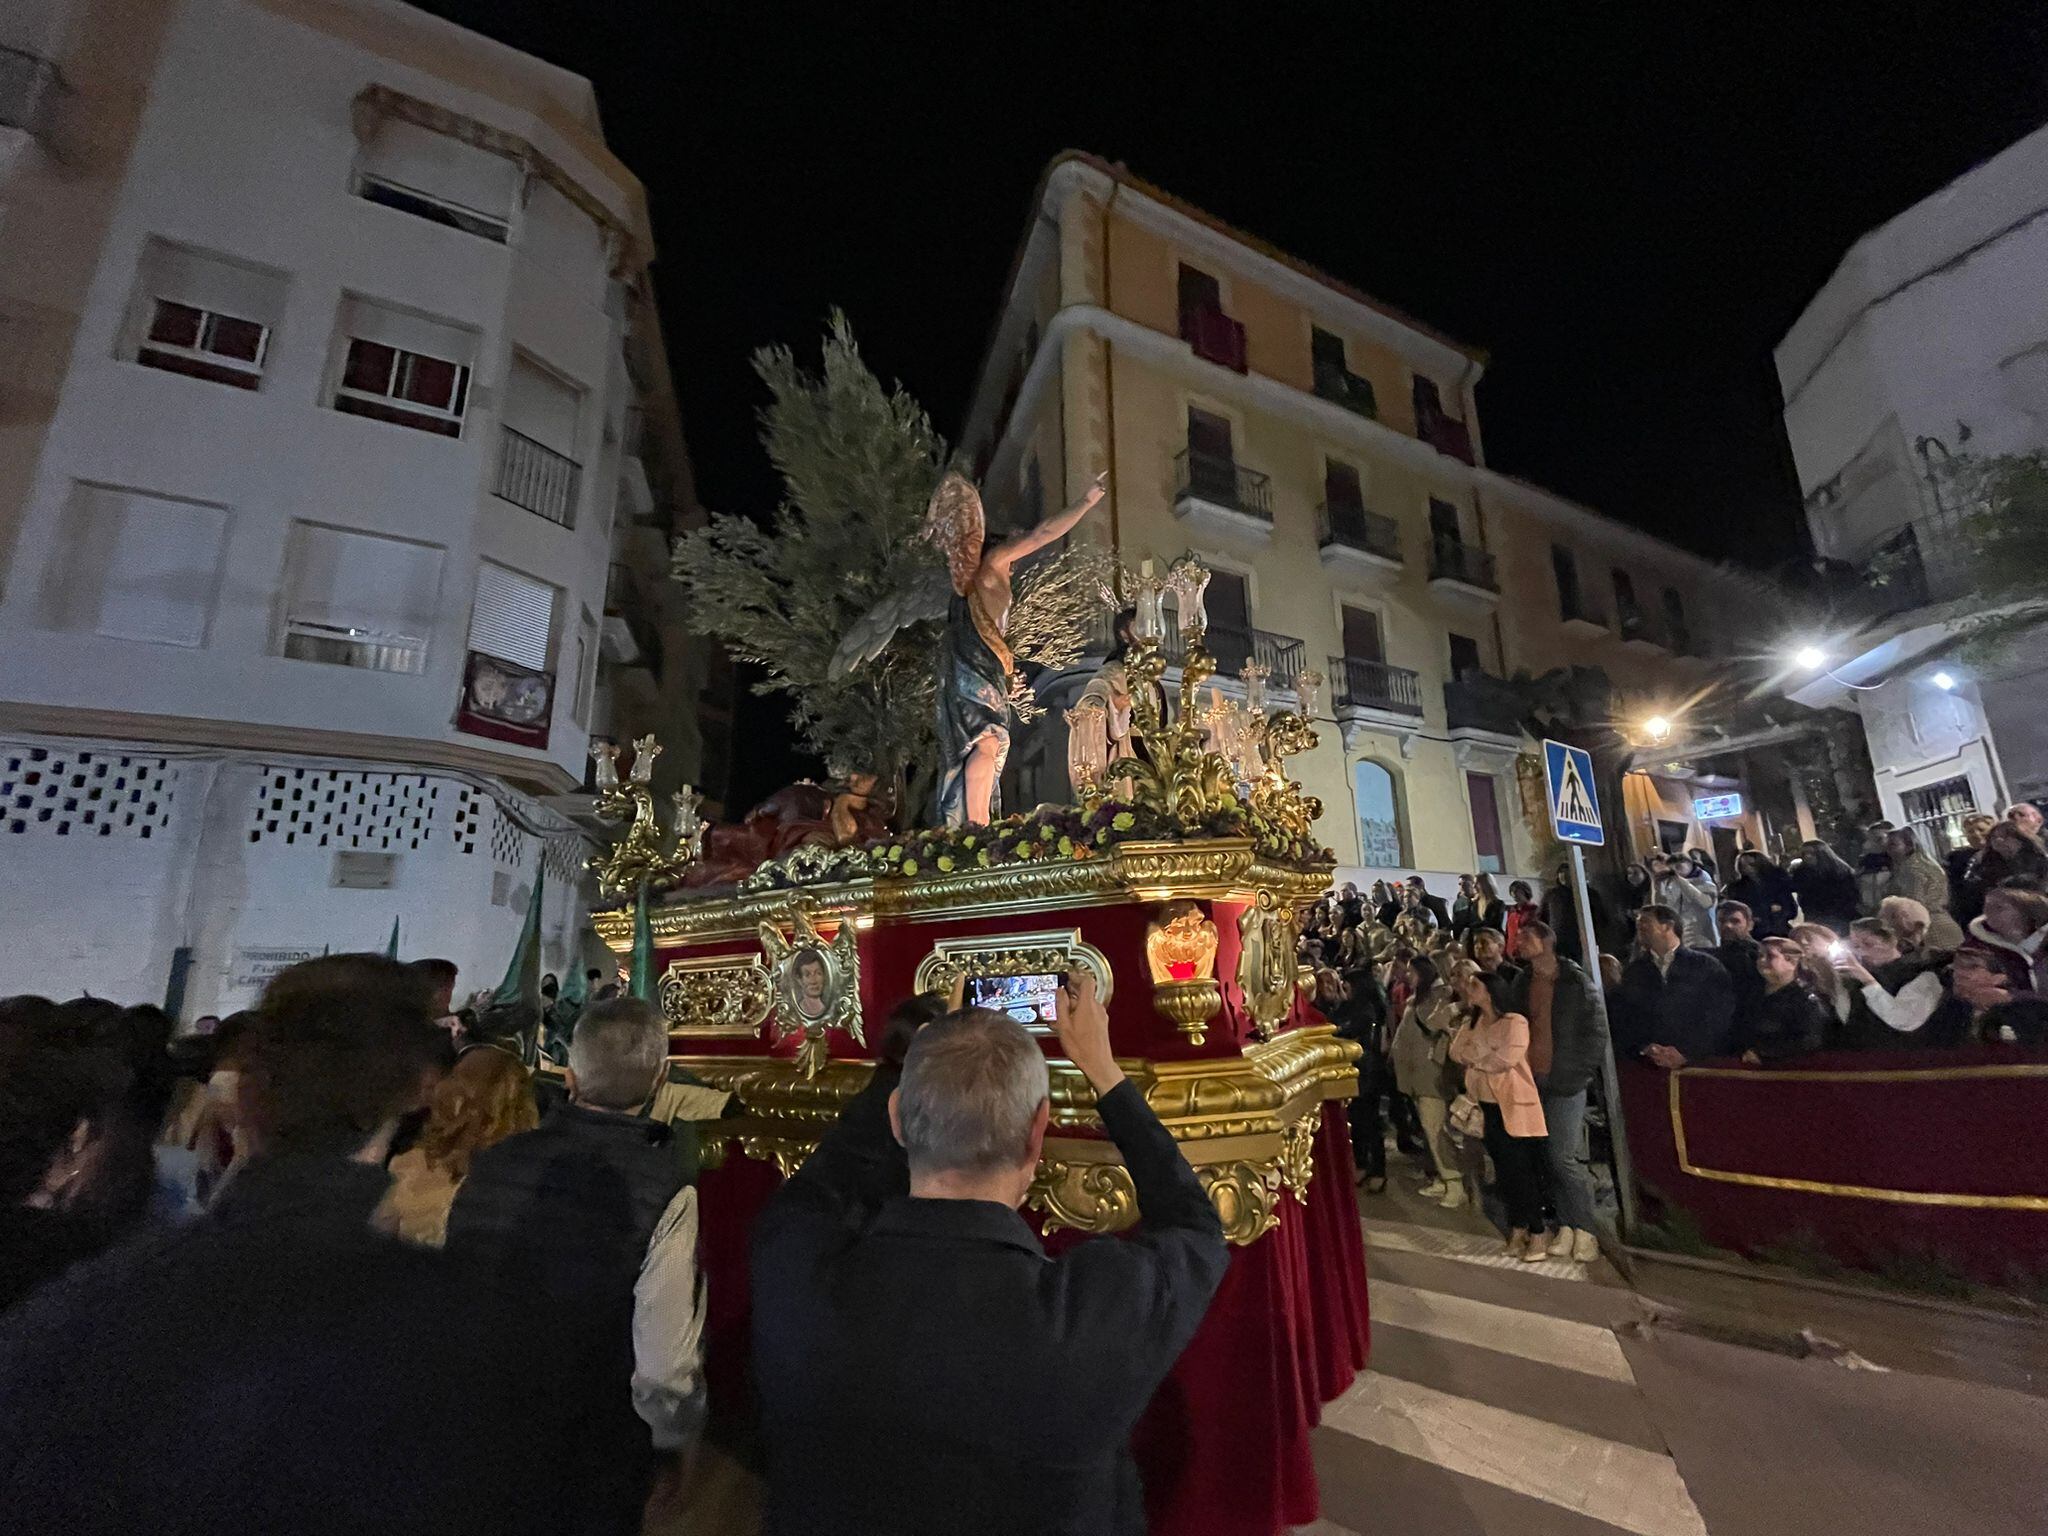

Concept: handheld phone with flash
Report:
left=1828, top=941, right=1850, bottom=961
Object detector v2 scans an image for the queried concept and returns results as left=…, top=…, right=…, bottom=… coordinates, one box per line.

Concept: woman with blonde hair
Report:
left=378, top=1046, right=538, bottom=1245
left=1446, top=960, right=1550, bottom=1260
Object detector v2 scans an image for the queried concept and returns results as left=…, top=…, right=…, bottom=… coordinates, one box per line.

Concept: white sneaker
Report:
left=1522, top=1230, right=1551, bottom=1263
left=1436, top=1183, right=1467, bottom=1210
left=1505, top=1227, right=1527, bottom=1255
left=1573, top=1227, right=1602, bottom=1263
left=1417, top=1179, right=1448, bottom=1199
left=1552, top=1225, right=1577, bottom=1256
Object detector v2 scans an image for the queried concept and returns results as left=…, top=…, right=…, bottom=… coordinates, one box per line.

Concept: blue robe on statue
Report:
left=933, top=591, right=1013, bottom=825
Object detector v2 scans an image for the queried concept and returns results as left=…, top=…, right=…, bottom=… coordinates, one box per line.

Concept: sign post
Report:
left=1541, top=740, right=1640, bottom=1239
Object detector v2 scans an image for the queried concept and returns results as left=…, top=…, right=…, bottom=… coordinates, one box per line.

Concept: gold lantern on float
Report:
left=1146, top=899, right=1222, bottom=1044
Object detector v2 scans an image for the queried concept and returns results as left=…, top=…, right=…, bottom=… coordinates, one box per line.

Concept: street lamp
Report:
left=1642, top=714, right=1673, bottom=744
left=1792, top=645, right=1828, bottom=671
left=1932, top=670, right=1957, bottom=691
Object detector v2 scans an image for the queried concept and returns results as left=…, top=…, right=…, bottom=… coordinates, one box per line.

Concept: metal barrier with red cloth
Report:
left=1618, top=1048, right=2048, bottom=1285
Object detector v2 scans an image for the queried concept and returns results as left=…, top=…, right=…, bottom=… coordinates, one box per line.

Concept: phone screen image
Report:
left=965, top=972, right=1062, bottom=1026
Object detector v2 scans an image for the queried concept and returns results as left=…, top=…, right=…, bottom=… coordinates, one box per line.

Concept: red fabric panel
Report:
left=1619, top=1049, right=2048, bottom=1284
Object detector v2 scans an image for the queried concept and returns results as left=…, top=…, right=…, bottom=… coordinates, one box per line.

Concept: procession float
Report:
left=594, top=516, right=1369, bottom=1535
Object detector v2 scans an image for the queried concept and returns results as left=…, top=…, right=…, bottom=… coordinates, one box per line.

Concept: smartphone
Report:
left=965, top=972, right=1063, bottom=1027
left=1828, top=941, right=1849, bottom=961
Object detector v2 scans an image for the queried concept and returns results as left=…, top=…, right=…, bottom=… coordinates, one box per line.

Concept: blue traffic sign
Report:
left=1543, top=739, right=1604, bottom=846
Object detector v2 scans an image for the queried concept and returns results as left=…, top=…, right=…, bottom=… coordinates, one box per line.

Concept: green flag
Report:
left=629, top=881, right=654, bottom=1002
left=492, top=863, right=545, bottom=1007
left=383, top=914, right=401, bottom=960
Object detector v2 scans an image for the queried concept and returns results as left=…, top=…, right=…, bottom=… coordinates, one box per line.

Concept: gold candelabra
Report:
left=587, top=734, right=703, bottom=903
left=1078, top=559, right=1326, bottom=850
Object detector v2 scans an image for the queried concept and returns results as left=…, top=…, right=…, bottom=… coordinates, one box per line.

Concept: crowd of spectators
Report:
left=0, top=950, right=1222, bottom=1534
left=1306, top=804, right=2048, bottom=1261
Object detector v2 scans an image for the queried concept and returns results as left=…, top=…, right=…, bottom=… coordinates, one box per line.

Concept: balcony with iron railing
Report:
left=1444, top=672, right=1526, bottom=737
left=496, top=427, right=581, bottom=528
left=1427, top=534, right=1499, bottom=598
left=1318, top=501, right=1403, bottom=578
left=1164, top=624, right=1305, bottom=686
left=1173, top=447, right=1273, bottom=541
left=1330, top=654, right=1424, bottom=719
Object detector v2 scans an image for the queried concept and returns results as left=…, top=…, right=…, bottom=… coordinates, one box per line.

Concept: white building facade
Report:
left=0, top=0, right=712, bottom=1013
left=1776, top=122, right=2048, bottom=844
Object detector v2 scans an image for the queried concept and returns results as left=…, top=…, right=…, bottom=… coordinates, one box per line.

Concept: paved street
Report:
left=1310, top=1176, right=2048, bottom=1536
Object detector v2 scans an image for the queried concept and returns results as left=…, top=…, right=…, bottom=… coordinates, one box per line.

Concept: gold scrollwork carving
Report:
left=1198, top=1160, right=1282, bottom=1245
left=1027, top=1160, right=1139, bottom=1238
left=1277, top=1113, right=1318, bottom=1202
left=657, top=955, right=773, bottom=1037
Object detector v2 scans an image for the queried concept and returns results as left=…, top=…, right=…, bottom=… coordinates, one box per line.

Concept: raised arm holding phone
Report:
left=751, top=972, right=1227, bottom=1535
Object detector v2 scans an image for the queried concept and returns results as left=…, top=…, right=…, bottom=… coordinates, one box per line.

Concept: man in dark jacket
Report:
left=0, top=955, right=601, bottom=1536
left=753, top=976, right=1227, bottom=1535
left=1509, top=920, right=1608, bottom=1262
left=1713, top=900, right=1765, bottom=1023
left=447, top=997, right=682, bottom=1534
left=1406, top=875, right=1454, bottom=932
left=1611, top=904, right=1736, bottom=1068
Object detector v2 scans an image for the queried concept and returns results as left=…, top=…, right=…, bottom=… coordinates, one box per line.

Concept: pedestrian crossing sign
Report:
left=1543, top=739, right=1604, bottom=846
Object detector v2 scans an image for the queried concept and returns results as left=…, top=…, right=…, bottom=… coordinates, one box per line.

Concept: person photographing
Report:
left=752, top=972, right=1227, bottom=1535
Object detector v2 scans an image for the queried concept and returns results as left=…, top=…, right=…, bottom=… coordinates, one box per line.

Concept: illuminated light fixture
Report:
left=1793, top=645, right=1827, bottom=671
left=1932, top=671, right=1957, bottom=691
left=1643, top=715, right=1673, bottom=743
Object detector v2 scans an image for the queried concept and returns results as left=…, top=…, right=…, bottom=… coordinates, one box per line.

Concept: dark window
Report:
left=1177, top=264, right=1222, bottom=329
left=1660, top=587, right=1690, bottom=652
left=1552, top=544, right=1582, bottom=618
left=335, top=337, right=469, bottom=437
left=1312, top=327, right=1346, bottom=375
left=1413, top=374, right=1443, bottom=421
left=1207, top=568, right=1250, bottom=632
left=1428, top=497, right=1461, bottom=547
left=1324, top=460, right=1365, bottom=516
left=137, top=298, right=268, bottom=390
left=1612, top=569, right=1642, bottom=633
left=1341, top=605, right=1383, bottom=663
left=1449, top=632, right=1483, bottom=679
left=1186, top=406, right=1233, bottom=462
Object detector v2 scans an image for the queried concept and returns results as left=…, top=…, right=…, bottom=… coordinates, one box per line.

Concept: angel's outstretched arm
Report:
left=986, top=471, right=1107, bottom=574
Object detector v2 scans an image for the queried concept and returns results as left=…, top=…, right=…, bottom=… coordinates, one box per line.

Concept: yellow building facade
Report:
left=962, top=155, right=1777, bottom=883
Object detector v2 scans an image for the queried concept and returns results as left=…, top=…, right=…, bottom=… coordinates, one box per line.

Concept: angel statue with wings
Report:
left=831, top=468, right=1108, bottom=827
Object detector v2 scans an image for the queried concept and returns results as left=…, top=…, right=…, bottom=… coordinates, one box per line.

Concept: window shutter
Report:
left=338, top=295, right=475, bottom=368
left=359, top=120, right=519, bottom=223
left=504, top=353, right=583, bottom=456
left=133, top=240, right=288, bottom=329
left=287, top=525, right=442, bottom=645
left=65, top=485, right=229, bottom=647
left=468, top=563, right=555, bottom=671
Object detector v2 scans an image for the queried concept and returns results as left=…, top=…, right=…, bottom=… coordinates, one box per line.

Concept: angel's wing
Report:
left=828, top=566, right=952, bottom=679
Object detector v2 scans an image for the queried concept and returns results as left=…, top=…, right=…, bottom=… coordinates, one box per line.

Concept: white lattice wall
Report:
left=244, top=768, right=482, bottom=854
left=2, top=746, right=179, bottom=840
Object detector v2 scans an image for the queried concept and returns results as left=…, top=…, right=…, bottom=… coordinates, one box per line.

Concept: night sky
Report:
left=416, top=1, right=2046, bottom=793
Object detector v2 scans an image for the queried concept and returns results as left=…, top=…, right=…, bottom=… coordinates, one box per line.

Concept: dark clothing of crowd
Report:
left=0, top=1152, right=607, bottom=1536
left=752, top=1068, right=1227, bottom=1536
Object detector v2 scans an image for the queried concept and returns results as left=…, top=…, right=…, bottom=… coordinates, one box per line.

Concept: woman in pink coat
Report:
left=1447, top=960, right=1552, bottom=1261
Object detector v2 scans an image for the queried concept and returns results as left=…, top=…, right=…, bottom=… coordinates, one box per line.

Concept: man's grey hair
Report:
left=568, top=996, right=669, bottom=1110
left=897, top=1007, right=1051, bottom=1176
